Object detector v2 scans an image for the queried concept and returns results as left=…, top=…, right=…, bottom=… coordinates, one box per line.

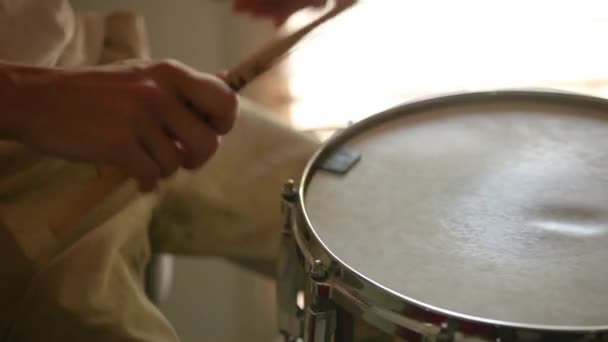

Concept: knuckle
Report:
left=164, top=165, right=179, bottom=178
left=221, top=91, right=239, bottom=132
left=106, top=130, right=133, bottom=155
left=184, top=133, right=218, bottom=169
left=225, top=88, right=238, bottom=109
left=124, top=98, right=162, bottom=125
left=116, top=62, right=149, bottom=82
left=138, top=176, right=157, bottom=193
left=162, top=167, right=178, bottom=179
left=151, top=59, right=183, bottom=75
left=144, top=95, right=168, bottom=117
left=145, top=166, right=161, bottom=184
left=206, top=135, right=219, bottom=155
left=138, top=164, right=161, bottom=189
left=194, top=134, right=219, bottom=165
left=162, top=150, right=181, bottom=177
left=127, top=108, right=148, bottom=124
left=135, top=79, right=164, bottom=100
left=116, top=80, right=164, bottom=119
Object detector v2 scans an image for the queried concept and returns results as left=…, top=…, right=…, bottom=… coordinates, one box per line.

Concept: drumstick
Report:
left=96, top=0, right=355, bottom=179
left=223, top=0, right=357, bottom=91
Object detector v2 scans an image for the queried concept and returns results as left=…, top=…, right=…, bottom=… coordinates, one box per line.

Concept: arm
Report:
left=0, top=59, right=238, bottom=191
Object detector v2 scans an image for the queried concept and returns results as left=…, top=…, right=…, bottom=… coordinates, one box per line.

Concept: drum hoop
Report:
left=295, top=89, right=608, bottom=337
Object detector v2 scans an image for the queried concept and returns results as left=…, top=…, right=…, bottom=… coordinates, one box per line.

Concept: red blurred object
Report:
left=232, top=0, right=327, bottom=26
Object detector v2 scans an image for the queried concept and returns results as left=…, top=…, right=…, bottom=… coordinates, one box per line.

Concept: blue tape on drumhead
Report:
left=317, top=148, right=361, bottom=174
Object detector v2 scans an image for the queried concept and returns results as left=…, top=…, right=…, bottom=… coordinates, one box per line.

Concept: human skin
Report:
left=0, top=59, right=238, bottom=192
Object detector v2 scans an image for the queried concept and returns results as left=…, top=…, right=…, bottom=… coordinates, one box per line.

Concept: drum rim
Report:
left=297, top=88, right=608, bottom=334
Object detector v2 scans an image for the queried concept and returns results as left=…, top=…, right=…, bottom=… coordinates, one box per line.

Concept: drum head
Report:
left=303, top=92, right=608, bottom=329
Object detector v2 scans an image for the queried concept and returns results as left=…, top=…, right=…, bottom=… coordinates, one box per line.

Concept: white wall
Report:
left=69, top=1, right=279, bottom=341
left=70, top=0, right=277, bottom=70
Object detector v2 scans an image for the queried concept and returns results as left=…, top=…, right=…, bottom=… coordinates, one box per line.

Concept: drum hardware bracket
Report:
left=310, top=259, right=328, bottom=282
left=317, top=148, right=361, bottom=175
left=433, top=322, right=455, bottom=342
left=278, top=179, right=306, bottom=341
left=277, top=228, right=305, bottom=340
left=282, top=179, right=298, bottom=202
left=305, top=261, right=336, bottom=342
left=282, top=179, right=299, bottom=232
left=304, top=301, right=336, bottom=342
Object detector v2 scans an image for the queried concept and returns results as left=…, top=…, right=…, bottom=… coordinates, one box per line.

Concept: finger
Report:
left=214, top=70, right=228, bottom=80
left=138, top=120, right=182, bottom=178
left=155, top=95, right=221, bottom=170
left=118, top=140, right=162, bottom=192
left=178, top=72, right=237, bottom=135
left=152, top=60, right=238, bottom=134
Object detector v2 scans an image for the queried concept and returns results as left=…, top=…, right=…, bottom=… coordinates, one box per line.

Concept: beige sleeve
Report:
left=0, top=3, right=178, bottom=341
left=57, top=10, right=150, bottom=67
left=0, top=0, right=74, bottom=66
left=0, top=0, right=148, bottom=67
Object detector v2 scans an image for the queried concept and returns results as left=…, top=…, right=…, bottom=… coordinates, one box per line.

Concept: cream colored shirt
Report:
left=0, top=1, right=177, bottom=340
left=0, top=1, right=318, bottom=341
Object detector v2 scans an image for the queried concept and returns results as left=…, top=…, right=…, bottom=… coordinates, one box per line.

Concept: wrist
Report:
left=0, top=62, right=50, bottom=139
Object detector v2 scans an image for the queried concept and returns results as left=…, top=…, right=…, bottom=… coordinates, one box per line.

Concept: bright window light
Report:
left=285, top=1, right=608, bottom=130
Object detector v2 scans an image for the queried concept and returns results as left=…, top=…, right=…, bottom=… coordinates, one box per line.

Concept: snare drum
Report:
left=277, top=90, right=608, bottom=342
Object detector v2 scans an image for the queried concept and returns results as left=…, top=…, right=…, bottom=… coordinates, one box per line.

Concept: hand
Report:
left=232, top=0, right=327, bottom=26
left=0, top=59, right=238, bottom=192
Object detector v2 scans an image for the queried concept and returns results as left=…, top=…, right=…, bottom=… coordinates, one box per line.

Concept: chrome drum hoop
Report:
left=289, top=90, right=608, bottom=342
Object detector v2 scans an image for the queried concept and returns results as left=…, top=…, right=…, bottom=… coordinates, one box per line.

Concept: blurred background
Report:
left=70, top=1, right=608, bottom=341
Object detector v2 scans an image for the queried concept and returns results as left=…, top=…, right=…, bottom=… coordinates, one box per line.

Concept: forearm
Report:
left=0, top=61, right=31, bottom=139
left=0, top=61, right=63, bottom=141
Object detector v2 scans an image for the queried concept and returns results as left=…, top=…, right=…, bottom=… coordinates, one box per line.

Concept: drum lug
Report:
left=282, top=179, right=298, bottom=203
left=304, top=260, right=335, bottom=342
left=304, top=300, right=336, bottom=342
left=282, top=179, right=298, bottom=231
left=418, top=321, right=455, bottom=342
left=278, top=179, right=305, bottom=341
left=311, top=259, right=328, bottom=282
left=434, top=322, right=455, bottom=342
